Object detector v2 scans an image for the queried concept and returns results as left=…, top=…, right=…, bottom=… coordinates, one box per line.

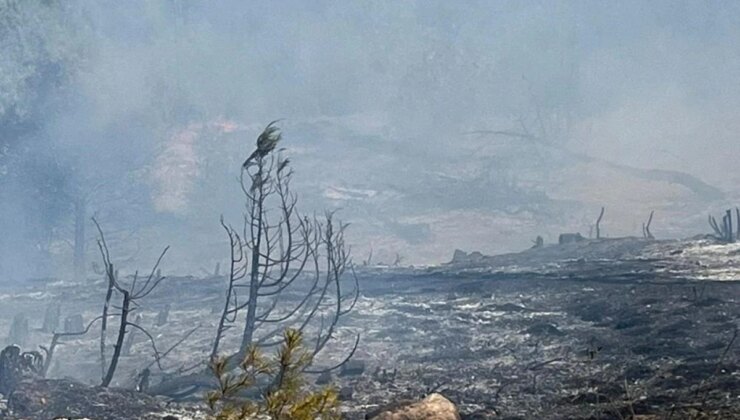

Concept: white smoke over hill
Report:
left=2, top=1, right=740, bottom=279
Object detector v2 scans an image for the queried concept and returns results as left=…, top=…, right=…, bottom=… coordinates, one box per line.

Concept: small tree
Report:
left=212, top=122, right=359, bottom=365
left=208, top=328, right=340, bottom=420
left=150, top=122, right=359, bottom=398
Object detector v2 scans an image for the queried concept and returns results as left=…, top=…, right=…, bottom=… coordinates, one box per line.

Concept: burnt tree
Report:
left=93, top=218, right=170, bottom=387
left=595, top=206, right=605, bottom=239
left=708, top=208, right=737, bottom=243
left=212, top=122, right=359, bottom=363
left=642, top=210, right=655, bottom=240
left=150, top=122, right=359, bottom=397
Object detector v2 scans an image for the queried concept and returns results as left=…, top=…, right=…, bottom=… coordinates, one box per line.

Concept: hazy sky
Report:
left=2, top=0, right=740, bottom=278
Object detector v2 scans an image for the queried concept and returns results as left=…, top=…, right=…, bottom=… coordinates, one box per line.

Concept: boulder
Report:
left=368, top=393, right=460, bottom=420
left=339, top=359, right=366, bottom=377
left=315, top=371, right=332, bottom=385
left=450, top=249, right=468, bottom=264
left=558, top=233, right=585, bottom=245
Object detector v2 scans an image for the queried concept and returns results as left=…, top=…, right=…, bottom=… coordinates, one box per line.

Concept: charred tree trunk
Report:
left=727, top=209, right=734, bottom=242
left=708, top=209, right=737, bottom=242
left=643, top=211, right=655, bottom=240
left=99, top=262, right=115, bottom=380
left=595, top=207, right=605, bottom=239
left=240, top=158, right=265, bottom=355
left=101, top=289, right=129, bottom=387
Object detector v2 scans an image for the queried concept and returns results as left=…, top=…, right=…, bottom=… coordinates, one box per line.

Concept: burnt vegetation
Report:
left=708, top=208, right=740, bottom=243
left=1, top=123, right=361, bottom=418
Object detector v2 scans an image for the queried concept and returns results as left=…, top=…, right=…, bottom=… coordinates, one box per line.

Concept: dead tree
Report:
left=708, top=209, right=736, bottom=243
left=727, top=209, right=734, bottom=243
left=93, top=218, right=170, bottom=387
left=150, top=122, right=359, bottom=397
left=642, top=211, right=655, bottom=240
left=40, top=314, right=196, bottom=380
left=595, top=206, right=605, bottom=239
left=709, top=214, right=722, bottom=238
left=212, top=122, right=359, bottom=363
left=531, top=235, right=544, bottom=249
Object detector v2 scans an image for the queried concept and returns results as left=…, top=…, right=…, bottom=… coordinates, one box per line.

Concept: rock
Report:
left=558, top=233, right=585, bottom=244
left=368, top=393, right=460, bottom=420
left=339, top=385, right=353, bottom=401
left=450, top=249, right=468, bottom=264
left=468, top=251, right=484, bottom=261
left=315, top=371, right=332, bottom=385
left=339, top=359, right=366, bottom=377
left=449, top=250, right=486, bottom=265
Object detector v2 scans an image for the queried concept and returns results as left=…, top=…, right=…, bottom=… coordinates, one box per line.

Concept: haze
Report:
left=2, top=0, right=739, bottom=282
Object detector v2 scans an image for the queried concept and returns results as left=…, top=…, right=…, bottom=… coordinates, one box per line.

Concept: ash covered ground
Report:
left=1, top=237, right=739, bottom=419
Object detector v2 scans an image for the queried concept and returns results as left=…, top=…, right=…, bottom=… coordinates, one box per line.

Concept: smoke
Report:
left=2, top=1, right=740, bottom=280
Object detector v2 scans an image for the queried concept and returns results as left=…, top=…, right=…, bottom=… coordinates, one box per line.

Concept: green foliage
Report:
left=207, top=329, right=340, bottom=420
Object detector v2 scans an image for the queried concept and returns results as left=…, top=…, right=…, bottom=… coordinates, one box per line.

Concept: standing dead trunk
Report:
left=643, top=211, right=655, bottom=240
left=99, top=262, right=115, bottom=380
left=240, top=158, right=266, bottom=354
left=727, top=209, right=734, bottom=242
left=595, top=207, right=605, bottom=239
left=101, top=289, right=130, bottom=387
